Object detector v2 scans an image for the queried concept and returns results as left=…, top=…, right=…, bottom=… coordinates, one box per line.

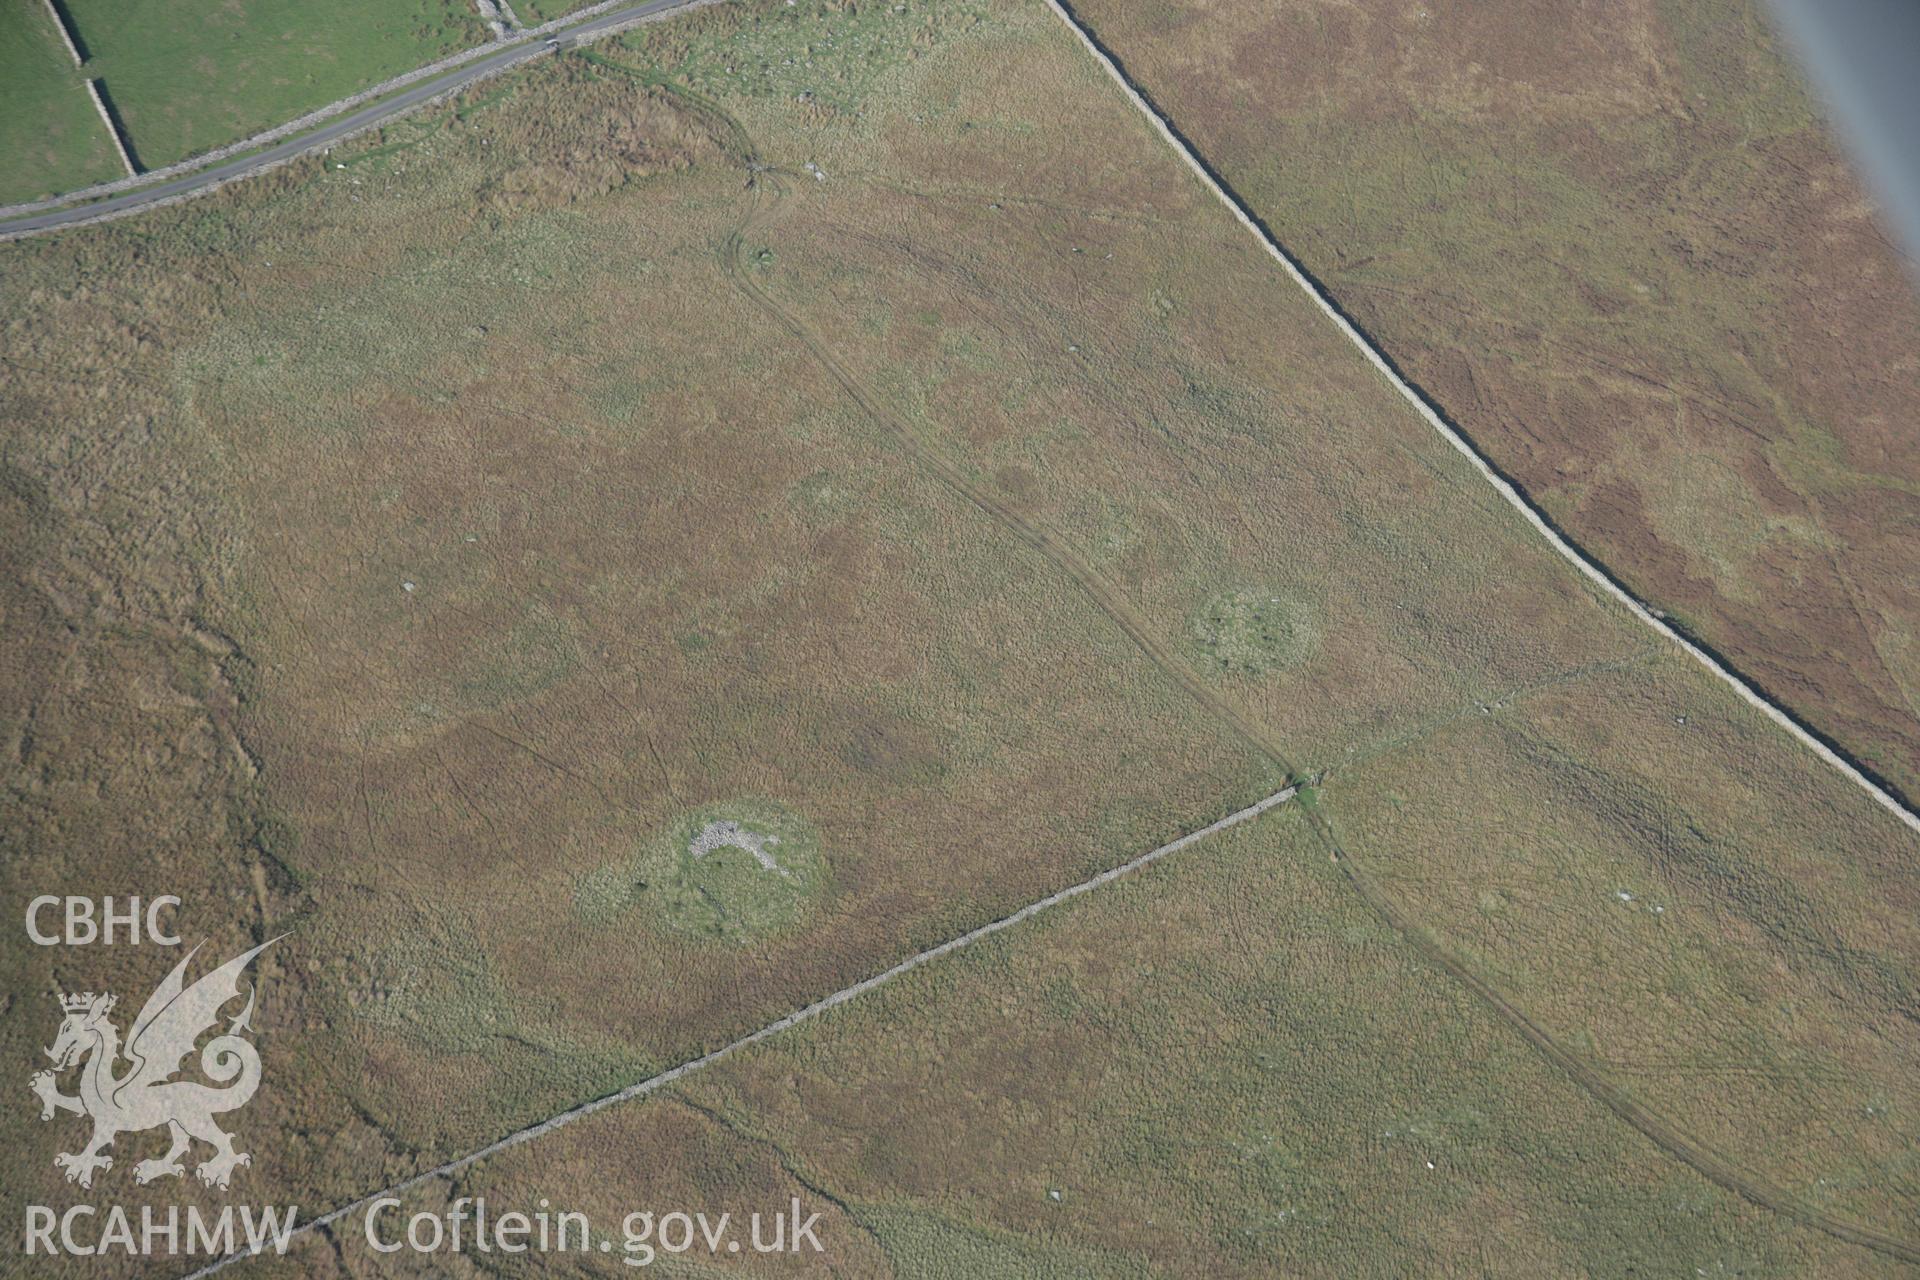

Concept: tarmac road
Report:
left=0, top=0, right=700, bottom=240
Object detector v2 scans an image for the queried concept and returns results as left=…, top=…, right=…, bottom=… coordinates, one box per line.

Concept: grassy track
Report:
left=719, top=165, right=1304, bottom=781
left=711, top=72, right=1920, bottom=1266
left=1327, top=833, right=1920, bottom=1266
left=1046, top=0, right=1920, bottom=1255
left=1054, top=0, right=1920, bottom=805
left=1042, top=0, right=1920, bottom=841
left=4, top=7, right=1912, bottom=1268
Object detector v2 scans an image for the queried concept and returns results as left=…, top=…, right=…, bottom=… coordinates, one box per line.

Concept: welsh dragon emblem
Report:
left=30, top=938, right=279, bottom=1190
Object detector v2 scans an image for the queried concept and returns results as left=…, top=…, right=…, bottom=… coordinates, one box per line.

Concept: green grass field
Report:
left=512, top=0, right=591, bottom=22
left=56, top=0, right=490, bottom=169
left=0, top=0, right=122, bottom=202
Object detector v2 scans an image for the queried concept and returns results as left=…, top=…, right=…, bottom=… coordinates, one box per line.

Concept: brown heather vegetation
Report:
left=0, top=0, right=1914, bottom=1275
left=1064, top=0, right=1920, bottom=803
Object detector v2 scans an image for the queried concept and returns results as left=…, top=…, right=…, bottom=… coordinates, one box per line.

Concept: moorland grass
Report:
left=285, top=813, right=1897, bottom=1276
left=1, top=1, right=1914, bottom=1274
left=1063, top=0, right=1920, bottom=801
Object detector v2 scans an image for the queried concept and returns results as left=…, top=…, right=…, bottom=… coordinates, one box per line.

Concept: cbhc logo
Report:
left=25, top=896, right=182, bottom=946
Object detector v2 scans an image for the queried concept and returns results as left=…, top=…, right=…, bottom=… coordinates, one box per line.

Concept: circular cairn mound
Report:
left=576, top=799, right=825, bottom=944
left=1189, top=588, right=1316, bottom=677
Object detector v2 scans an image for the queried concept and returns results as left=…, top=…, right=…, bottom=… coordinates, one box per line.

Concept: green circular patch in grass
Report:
left=576, top=799, right=826, bottom=944
left=1190, top=588, right=1316, bottom=677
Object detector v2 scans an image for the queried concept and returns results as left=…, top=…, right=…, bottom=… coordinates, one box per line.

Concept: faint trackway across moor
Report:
left=1040, top=1, right=1920, bottom=842
left=104, top=28, right=1913, bottom=1277
left=720, top=172, right=1299, bottom=775
left=177, top=788, right=1300, bottom=1277
left=186, top=91, right=1920, bottom=1272
left=1032, top=0, right=1920, bottom=1262
left=713, top=97, right=1920, bottom=1265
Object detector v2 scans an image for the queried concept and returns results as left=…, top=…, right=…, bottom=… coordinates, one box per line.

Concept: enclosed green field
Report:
left=56, top=0, right=490, bottom=169
left=513, top=0, right=592, bottom=21
left=0, top=0, right=122, bottom=202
